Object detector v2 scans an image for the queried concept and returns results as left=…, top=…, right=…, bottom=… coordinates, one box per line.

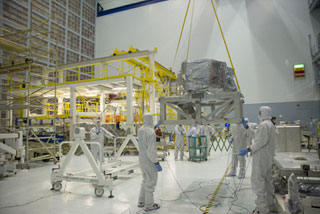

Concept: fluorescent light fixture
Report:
left=293, top=64, right=304, bottom=69
left=43, top=94, right=55, bottom=98
left=85, top=94, right=98, bottom=97
left=86, top=89, right=100, bottom=93
left=112, top=87, right=126, bottom=91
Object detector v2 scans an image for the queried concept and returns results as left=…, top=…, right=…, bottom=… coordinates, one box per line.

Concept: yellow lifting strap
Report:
left=172, top=0, right=191, bottom=68
left=186, top=0, right=196, bottom=61
left=210, top=0, right=241, bottom=91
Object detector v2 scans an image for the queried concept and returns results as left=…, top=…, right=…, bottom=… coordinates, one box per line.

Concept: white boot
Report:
left=238, top=167, right=245, bottom=179
left=226, top=167, right=236, bottom=177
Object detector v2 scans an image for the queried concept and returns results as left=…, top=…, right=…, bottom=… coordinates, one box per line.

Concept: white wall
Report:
left=95, top=0, right=320, bottom=104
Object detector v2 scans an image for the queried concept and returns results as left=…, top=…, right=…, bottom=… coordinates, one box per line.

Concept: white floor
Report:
left=0, top=150, right=256, bottom=214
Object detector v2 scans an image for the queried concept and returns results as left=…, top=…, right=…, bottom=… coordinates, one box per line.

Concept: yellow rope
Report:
left=172, top=0, right=191, bottom=68
left=209, top=0, right=241, bottom=92
left=186, top=0, right=195, bottom=61
left=203, top=162, right=232, bottom=214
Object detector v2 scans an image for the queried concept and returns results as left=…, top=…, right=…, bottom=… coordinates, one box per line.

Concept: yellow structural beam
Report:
left=112, top=46, right=177, bottom=80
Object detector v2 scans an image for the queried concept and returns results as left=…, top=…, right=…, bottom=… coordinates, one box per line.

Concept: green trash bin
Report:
left=187, top=136, right=208, bottom=161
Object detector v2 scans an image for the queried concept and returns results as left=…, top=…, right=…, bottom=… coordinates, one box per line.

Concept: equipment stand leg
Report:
left=108, top=191, right=114, bottom=198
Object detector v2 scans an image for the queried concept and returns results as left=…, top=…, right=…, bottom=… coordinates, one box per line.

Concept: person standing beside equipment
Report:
left=174, top=124, right=186, bottom=160
left=227, top=118, right=248, bottom=179
left=155, top=126, right=162, bottom=143
left=204, top=124, right=214, bottom=155
left=90, top=117, right=116, bottom=163
left=137, top=113, right=162, bottom=211
left=245, top=118, right=255, bottom=147
left=239, top=106, right=276, bottom=214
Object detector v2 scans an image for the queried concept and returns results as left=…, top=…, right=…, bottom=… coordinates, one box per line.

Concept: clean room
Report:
left=0, top=0, right=320, bottom=213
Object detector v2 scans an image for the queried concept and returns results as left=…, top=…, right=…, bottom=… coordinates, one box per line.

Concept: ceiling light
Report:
left=86, top=89, right=100, bottom=93
left=85, top=94, right=98, bottom=97
left=43, top=94, right=55, bottom=97
left=112, top=87, right=126, bottom=91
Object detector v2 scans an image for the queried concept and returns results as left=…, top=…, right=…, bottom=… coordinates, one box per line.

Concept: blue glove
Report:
left=155, top=121, right=161, bottom=128
left=230, top=138, right=233, bottom=144
left=241, top=117, right=248, bottom=129
left=113, top=135, right=118, bottom=139
left=156, top=163, right=162, bottom=172
left=239, top=148, right=249, bottom=156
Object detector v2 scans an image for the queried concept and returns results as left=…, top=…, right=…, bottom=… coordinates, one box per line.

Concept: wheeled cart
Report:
left=187, top=136, right=207, bottom=161
left=51, top=127, right=138, bottom=197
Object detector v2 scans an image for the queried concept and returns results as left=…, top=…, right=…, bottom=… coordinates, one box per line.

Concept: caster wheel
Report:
left=53, top=182, right=62, bottom=191
left=162, top=158, right=165, bottom=161
left=95, top=187, right=104, bottom=197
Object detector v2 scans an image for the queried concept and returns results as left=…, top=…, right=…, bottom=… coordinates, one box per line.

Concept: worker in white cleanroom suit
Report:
left=227, top=120, right=247, bottom=179
left=90, top=118, right=115, bottom=163
left=137, top=113, right=162, bottom=211
left=245, top=118, right=255, bottom=147
left=198, top=124, right=212, bottom=156
left=187, top=124, right=198, bottom=136
left=174, top=124, right=186, bottom=160
left=204, top=124, right=214, bottom=155
left=239, top=106, right=276, bottom=214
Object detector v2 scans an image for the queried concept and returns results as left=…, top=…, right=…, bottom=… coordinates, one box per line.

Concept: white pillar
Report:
left=57, top=97, right=63, bottom=115
left=99, top=91, right=105, bottom=122
left=70, top=87, right=76, bottom=140
left=8, top=95, right=13, bottom=128
left=23, top=92, right=28, bottom=118
left=126, top=76, right=133, bottom=124
left=149, top=54, right=156, bottom=115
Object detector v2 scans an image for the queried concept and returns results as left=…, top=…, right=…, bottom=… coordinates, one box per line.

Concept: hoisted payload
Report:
left=159, top=59, right=243, bottom=126
left=178, top=59, right=237, bottom=93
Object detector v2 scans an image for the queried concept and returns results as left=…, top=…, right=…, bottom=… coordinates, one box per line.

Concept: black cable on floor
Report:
left=165, top=160, right=203, bottom=211
left=0, top=193, right=60, bottom=210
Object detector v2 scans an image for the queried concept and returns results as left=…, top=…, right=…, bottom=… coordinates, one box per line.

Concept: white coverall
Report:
left=187, top=125, right=198, bottom=136
left=203, top=124, right=213, bottom=155
left=174, top=125, right=186, bottom=160
left=250, top=106, right=276, bottom=214
left=228, top=123, right=247, bottom=178
left=246, top=120, right=255, bottom=147
left=90, top=125, right=114, bottom=163
left=138, top=114, right=159, bottom=209
left=198, top=125, right=210, bottom=156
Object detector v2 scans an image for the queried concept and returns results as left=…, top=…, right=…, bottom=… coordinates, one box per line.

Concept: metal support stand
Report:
left=51, top=127, right=139, bottom=197
left=115, top=134, right=139, bottom=160
left=160, top=91, right=243, bottom=125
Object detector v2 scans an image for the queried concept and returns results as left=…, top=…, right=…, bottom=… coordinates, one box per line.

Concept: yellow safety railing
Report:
left=44, top=100, right=99, bottom=118
left=9, top=47, right=179, bottom=124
